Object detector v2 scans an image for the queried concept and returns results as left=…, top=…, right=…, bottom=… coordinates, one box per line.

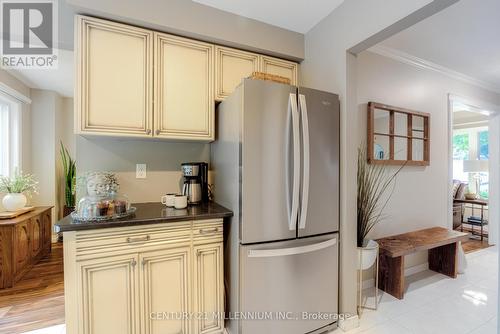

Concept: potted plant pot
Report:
left=357, top=239, right=379, bottom=270
left=2, top=193, right=27, bottom=211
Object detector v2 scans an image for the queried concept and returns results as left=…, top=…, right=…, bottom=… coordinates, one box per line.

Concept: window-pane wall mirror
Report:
left=368, top=102, right=430, bottom=166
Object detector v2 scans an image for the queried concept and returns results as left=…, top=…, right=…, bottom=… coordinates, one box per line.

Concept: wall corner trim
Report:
left=368, top=45, right=500, bottom=95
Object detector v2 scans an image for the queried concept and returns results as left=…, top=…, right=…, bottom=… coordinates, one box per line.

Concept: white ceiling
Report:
left=378, top=0, right=500, bottom=93
left=7, top=49, right=74, bottom=98
left=192, top=0, right=344, bottom=33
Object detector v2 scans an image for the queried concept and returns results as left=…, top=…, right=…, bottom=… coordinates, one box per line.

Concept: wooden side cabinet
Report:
left=64, top=219, right=224, bottom=334
left=0, top=207, right=53, bottom=288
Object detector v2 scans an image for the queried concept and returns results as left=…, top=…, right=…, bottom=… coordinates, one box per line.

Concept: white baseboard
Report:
left=338, top=314, right=360, bottom=332
left=362, top=262, right=429, bottom=290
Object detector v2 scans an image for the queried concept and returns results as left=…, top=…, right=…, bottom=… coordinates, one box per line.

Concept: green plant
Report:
left=60, top=141, right=76, bottom=207
left=0, top=170, right=38, bottom=195
left=357, top=147, right=404, bottom=247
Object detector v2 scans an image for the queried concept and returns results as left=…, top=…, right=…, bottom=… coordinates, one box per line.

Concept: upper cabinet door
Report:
left=76, top=16, right=153, bottom=137
left=260, top=56, right=298, bottom=86
left=215, top=46, right=259, bottom=101
left=154, top=33, right=214, bottom=141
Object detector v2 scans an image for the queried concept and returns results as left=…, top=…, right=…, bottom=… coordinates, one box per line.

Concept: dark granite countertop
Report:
left=55, top=202, right=233, bottom=232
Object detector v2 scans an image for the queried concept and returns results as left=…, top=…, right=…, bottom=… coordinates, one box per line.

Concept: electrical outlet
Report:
left=136, top=164, right=147, bottom=179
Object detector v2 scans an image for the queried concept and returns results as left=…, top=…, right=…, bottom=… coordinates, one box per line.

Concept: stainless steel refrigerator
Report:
left=212, top=78, right=339, bottom=334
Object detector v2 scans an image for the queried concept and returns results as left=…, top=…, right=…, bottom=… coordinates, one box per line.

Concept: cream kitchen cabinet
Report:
left=75, top=16, right=154, bottom=137
left=64, top=219, right=224, bottom=334
left=215, top=46, right=259, bottom=101
left=77, top=253, right=140, bottom=334
left=140, top=246, right=192, bottom=334
left=260, top=55, right=298, bottom=86
left=154, top=34, right=215, bottom=141
left=75, top=16, right=214, bottom=141
left=193, top=243, right=224, bottom=334
left=76, top=15, right=299, bottom=139
left=215, top=47, right=299, bottom=101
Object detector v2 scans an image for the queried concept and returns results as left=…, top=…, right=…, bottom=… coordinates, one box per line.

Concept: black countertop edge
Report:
left=55, top=201, right=233, bottom=232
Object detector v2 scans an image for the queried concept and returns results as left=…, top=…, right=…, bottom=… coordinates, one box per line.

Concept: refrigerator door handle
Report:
left=286, top=93, right=300, bottom=231
left=247, top=237, right=337, bottom=258
left=298, top=94, right=310, bottom=229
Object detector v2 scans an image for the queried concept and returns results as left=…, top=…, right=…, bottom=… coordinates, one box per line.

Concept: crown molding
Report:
left=0, top=82, right=31, bottom=104
left=368, top=45, right=500, bottom=95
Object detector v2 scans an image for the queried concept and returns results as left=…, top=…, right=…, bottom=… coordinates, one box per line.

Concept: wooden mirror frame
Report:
left=367, top=102, right=430, bottom=166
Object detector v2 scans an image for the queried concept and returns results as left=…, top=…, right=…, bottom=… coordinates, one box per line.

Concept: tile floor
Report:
left=20, top=247, right=498, bottom=334
left=338, top=246, right=498, bottom=334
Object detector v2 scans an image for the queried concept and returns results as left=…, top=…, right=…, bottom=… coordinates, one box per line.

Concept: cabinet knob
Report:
left=146, top=129, right=152, bottom=135
left=155, top=129, right=161, bottom=135
left=131, top=259, right=137, bottom=267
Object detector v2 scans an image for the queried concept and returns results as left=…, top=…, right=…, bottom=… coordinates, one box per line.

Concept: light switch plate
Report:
left=136, top=164, right=147, bottom=178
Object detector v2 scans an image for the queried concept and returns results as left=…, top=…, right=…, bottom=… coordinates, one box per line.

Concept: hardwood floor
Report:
left=0, top=242, right=64, bottom=334
left=462, top=238, right=491, bottom=254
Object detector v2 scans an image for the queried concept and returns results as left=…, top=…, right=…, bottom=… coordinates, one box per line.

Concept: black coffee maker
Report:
left=181, top=162, right=208, bottom=204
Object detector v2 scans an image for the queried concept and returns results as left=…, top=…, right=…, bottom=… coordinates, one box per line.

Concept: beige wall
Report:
left=56, top=97, right=76, bottom=219
left=30, top=90, right=59, bottom=223
left=76, top=136, right=209, bottom=203
left=61, top=0, right=304, bottom=61
left=357, top=50, right=500, bottom=272
left=61, top=98, right=76, bottom=154
left=301, top=0, right=459, bottom=319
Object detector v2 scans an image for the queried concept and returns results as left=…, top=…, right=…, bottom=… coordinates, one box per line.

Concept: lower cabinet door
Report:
left=42, top=210, right=52, bottom=250
left=193, top=243, right=224, bottom=334
left=78, top=254, right=140, bottom=334
left=14, top=221, right=30, bottom=275
left=140, top=246, right=192, bottom=334
left=30, top=216, right=43, bottom=258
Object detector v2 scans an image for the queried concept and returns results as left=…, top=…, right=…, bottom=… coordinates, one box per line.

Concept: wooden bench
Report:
left=376, top=227, right=469, bottom=299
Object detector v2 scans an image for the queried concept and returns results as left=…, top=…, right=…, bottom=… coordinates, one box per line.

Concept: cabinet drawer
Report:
left=193, top=220, right=223, bottom=245
left=74, top=222, right=192, bottom=259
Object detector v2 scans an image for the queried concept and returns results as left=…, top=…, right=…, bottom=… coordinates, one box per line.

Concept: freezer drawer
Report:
left=239, top=234, right=339, bottom=334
